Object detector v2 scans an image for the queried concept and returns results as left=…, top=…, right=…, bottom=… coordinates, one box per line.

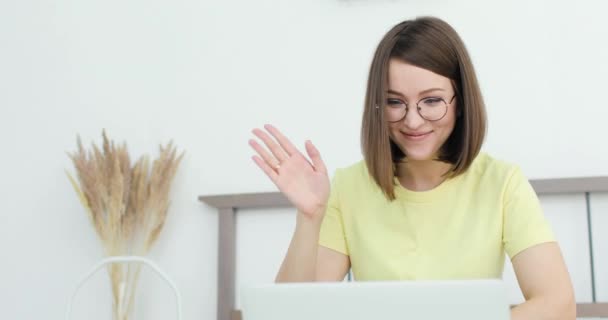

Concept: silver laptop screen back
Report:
left=241, top=280, right=509, bottom=320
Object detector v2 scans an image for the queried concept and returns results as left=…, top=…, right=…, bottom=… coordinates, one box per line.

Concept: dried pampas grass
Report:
left=67, top=130, right=183, bottom=320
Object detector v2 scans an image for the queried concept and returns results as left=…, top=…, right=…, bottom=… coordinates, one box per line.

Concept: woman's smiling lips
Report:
left=401, top=131, right=432, bottom=141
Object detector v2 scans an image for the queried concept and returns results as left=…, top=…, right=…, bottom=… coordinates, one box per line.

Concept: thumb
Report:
left=305, top=140, right=327, bottom=174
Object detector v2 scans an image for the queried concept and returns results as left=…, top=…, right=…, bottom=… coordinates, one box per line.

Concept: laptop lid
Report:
left=241, top=279, right=509, bottom=320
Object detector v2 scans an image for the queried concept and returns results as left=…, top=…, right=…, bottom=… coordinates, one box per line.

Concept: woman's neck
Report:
left=396, top=158, right=452, bottom=192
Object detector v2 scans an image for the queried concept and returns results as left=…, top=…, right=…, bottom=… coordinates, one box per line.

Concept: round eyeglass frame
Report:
left=376, top=94, right=457, bottom=122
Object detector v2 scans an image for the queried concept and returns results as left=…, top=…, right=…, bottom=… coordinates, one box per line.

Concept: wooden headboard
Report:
left=199, top=176, right=608, bottom=320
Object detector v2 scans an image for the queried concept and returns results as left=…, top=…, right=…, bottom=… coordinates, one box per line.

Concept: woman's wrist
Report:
left=296, top=207, right=325, bottom=227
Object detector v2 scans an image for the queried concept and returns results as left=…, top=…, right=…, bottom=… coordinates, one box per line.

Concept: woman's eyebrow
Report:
left=387, top=88, right=445, bottom=97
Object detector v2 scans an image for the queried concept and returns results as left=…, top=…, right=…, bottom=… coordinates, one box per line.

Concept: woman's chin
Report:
left=403, top=148, right=436, bottom=162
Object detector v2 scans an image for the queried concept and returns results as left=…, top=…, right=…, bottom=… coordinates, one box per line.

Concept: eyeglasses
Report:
left=377, top=94, right=457, bottom=122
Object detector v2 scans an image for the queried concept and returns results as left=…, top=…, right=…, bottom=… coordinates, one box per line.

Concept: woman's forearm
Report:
left=275, top=213, right=322, bottom=282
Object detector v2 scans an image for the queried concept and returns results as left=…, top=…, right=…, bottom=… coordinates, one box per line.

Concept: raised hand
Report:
left=249, top=124, right=330, bottom=222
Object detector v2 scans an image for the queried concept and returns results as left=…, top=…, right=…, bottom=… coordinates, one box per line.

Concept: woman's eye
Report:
left=387, top=99, right=403, bottom=105
left=424, top=97, right=442, bottom=103
left=422, top=97, right=445, bottom=106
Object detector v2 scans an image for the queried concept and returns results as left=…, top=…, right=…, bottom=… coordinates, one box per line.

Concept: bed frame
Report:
left=199, top=176, right=608, bottom=320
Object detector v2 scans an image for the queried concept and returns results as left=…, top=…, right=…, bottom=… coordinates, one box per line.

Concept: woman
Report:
left=248, top=16, right=575, bottom=319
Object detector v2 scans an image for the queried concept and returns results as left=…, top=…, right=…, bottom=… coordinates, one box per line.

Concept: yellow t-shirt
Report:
left=319, top=152, right=554, bottom=280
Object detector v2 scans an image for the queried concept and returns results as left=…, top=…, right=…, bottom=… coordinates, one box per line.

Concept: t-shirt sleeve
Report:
left=319, top=168, right=350, bottom=256
left=503, top=166, right=555, bottom=259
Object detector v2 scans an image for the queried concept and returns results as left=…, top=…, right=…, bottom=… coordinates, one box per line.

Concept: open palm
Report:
left=249, top=124, right=330, bottom=220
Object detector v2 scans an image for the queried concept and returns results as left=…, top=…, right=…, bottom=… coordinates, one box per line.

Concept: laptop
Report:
left=241, top=279, right=509, bottom=320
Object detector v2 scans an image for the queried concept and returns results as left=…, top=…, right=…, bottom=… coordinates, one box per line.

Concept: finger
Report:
left=264, top=124, right=301, bottom=157
left=252, top=128, right=289, bottom=162
left=252, top=155, right=279, bottom=183
left=249, top=139, right=281, bottom=169
left=305, top=140, right=327, bottom=174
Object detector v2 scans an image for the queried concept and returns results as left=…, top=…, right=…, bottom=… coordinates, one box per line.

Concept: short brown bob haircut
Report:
left=361, top=16, right=487, bottom=201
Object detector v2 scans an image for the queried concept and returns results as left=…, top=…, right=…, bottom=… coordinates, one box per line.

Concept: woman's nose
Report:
left=403, top=107, right=425, bottom=129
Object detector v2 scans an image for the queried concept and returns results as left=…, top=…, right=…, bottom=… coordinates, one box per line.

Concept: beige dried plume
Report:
left=67, top=130, right=184, bottom=320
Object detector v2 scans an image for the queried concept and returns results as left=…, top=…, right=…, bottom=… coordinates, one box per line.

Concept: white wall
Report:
left=1, top=0, right=607, bottom=319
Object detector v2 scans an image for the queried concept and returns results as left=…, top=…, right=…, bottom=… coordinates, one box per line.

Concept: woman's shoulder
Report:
left=334, top=160, right=370, bottom=182
left=332, top=160, right=386, bottom=191
left=467, top=152, right=522, bottom=183
left=332, top=160, right=386, bottom=198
